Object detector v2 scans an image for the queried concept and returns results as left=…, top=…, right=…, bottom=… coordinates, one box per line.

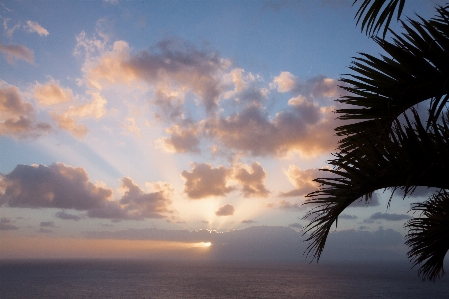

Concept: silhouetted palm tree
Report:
left=304, top=2, right=449, bottom=281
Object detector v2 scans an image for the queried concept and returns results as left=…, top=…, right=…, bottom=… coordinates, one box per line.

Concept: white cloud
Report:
left=25, top=20, right=49, bottom=36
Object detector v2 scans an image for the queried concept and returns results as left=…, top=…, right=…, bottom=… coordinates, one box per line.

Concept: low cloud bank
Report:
left=84, top=226, right=408, bottom=262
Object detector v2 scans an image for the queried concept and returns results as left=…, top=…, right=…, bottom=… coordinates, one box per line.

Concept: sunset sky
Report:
left=0, top=0, right=444, bottom=260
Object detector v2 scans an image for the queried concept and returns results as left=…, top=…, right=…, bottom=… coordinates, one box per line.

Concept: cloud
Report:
left=0, top=163, right=173, bottom=221
left=280, top=166, right=321, bottom=197
left=242, top=219, right=256, bottom=224
left=278, top=200, right=303, bottom=211
left=272, top=71, right=297, bottom=93
left=55, top=211, right=81, bottom=221
left=215, top=204, right=235, bottom=216
left=368, top=212, right=412, bottom=221
left=25, top=20, right=49, bottom=36
left=321, top=227, right=407, bottom=261
left=122, top=117, right=141, bottom=138
left=82, top=38, right=229, bottom=114
left=0, top=217, right=19, bottom=230
left=393, top=186, right=437, bottom=198
left=50, top=91, right=107, bottom=138
left=271, top=73, right=342, bottom=100
left=181, top=162, right=270, bottom=199
left=181, top=163, right=234, bottom=199
left=203, top=101, right=340, bottom=157
left=83, top=226, right=407, bottom=262
left=339, top=213, right=358, bottom=220
left=233, top=162, right=270, bottom=198
left=0, top=84, right=51, bottom=138
left=3, top=19, right=21, bottom=38
left=349, top=193, right=381, bottom=207
left=0, top=42, right=34, bottom=64
left=157, top=123, right=200, bottom=153
left=288, top=222, right=303, bottom=229
left=34, top=80, right=73, bottom=106
left=40, top=221, right=56, bottom=227
left=103, top=0, right=119, bottom=4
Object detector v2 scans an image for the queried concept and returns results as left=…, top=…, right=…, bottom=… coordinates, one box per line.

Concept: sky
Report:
left=0, top=0, right=445, bottom=261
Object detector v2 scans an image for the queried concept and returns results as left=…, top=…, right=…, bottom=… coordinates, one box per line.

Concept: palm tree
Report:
left=303, top=3, right=449, bottom=281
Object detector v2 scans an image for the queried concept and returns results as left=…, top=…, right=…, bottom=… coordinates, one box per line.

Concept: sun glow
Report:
left=193, top=242, right=212, bottom=248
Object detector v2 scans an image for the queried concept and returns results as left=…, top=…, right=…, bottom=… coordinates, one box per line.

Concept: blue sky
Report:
left=0, top=0, right=444, bottom=260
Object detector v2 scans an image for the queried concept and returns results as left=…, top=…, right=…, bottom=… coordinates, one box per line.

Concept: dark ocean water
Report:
left=1, top=260, right=448, bottom=299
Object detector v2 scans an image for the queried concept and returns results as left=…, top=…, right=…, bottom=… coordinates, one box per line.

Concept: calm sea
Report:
left=1, top=259, right=448, bottom=298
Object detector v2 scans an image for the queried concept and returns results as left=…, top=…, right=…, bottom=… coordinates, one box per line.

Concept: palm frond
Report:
left=338, top=5, right=449, bottom=151
left=353, top=0, right=406, bottom=38
left=405, top=189, right=449, bottom=281
left=303, top=109, right=449, bottom=261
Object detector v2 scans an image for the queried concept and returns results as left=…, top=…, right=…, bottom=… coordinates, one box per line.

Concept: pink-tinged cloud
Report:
left=272, top=71, right=297, bottom=92
left=0, top=42, right=34, bottom=64
left=215, top=204, right=235, bottom=216
left=204, top=101, right=340, bottom=157
left=50, top=92, right=107, bottom=138
left=25, top=20, right=49, bottom=36
left=181, top=163, right=234, bottom=199
left=0, top=164, right=173, bottom=221
left=272, top=73, right=342, bottom=100
left=84, top=38, right=229, bottom=114
left=278, top=200, right=304, bottom=211
left=157, top=123, right=201, bottom=153
left=180, top=162, right=271, bottom=199
left=0, top=85, right=51, bottom=138
left=279, top=166, right=321, bottom=197
left=34, top=80, right=73, bottom=106
left=234, top=162, right=270, bottom=198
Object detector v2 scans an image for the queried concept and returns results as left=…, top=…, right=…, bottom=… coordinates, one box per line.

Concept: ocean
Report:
left=1, top=260, right=448, bottom=298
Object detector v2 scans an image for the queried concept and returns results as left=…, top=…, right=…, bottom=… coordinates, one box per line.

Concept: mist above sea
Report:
left=1, top=259, right=448, bottom=299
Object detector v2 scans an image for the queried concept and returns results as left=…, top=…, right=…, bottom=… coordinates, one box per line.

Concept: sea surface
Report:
left=1, top=259, right=448, bottom=298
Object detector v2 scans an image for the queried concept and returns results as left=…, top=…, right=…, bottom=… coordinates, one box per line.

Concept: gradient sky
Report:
left=0, top=0, right=444, bottom=260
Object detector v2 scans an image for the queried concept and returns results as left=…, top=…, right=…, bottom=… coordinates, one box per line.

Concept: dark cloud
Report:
left=288, top=223, right=303, bottom=229
left=38, top=228, right=53, bottom=233
left=368, top=212, right=412, bottom=221
left=0, top=217, right=19, bottom=230
left=393, top=186, right=437, bottom=198
left=321, top=228, right=407, bottom=261
left=339, top=213, right=358, bottom=220
left=241, top=219, right=257, bottom=224
left=55, top=211, right=81, bottom=221
left=0, top=163, right=173, bottom=221
left=84, top=226, right=407, bottom=262
left=278, top=200, right=303, bottom=211
left=40, top=221, right=56, bottom=227
left=0, top=85, right=51, bottom=138
left=215, top=204, right=235, bottom=216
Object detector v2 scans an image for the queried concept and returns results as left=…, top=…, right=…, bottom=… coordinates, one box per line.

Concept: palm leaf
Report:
left=303, top=109, right=449, bottom=264
left=338, top=5, right=449, bottom=151
left=405, top=190, right=449, bottom=281
left=353, top=0, right=406, bottom=38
